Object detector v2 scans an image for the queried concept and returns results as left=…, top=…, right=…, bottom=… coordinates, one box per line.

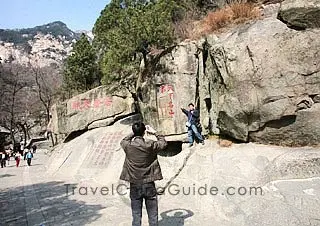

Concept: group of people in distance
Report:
left=0, top=141, right=36, bottom=168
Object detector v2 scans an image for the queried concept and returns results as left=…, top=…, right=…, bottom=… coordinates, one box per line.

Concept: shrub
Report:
left=204, top=7, right=233, bottom=32
left=200, top=2, right=260, bottom=35
left=231, top=2, right=260, bottom=22
left=178, top=2, right=260, bottom=40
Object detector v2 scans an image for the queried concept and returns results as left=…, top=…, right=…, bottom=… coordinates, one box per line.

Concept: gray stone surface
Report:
left=49, top=86, right=135, bottom=136
left=278, top=0, right=320, bottom=29
left=206, top=18, right=320, bottom=145
left=137, top=41, right=199, bottom=136
left=1, top=133, right=320, bottom=226
left=137, top=14, right=320, bottom=146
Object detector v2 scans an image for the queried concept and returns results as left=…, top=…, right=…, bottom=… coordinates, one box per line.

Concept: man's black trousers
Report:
left=130, top=181, right=158, bottom=226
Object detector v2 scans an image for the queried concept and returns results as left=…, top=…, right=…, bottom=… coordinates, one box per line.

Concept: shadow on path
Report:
left=0, top=174, right=14, bottom=178
left=158, top=209, right=194, bottom=226
left=0, top=181, right=105, bottom=226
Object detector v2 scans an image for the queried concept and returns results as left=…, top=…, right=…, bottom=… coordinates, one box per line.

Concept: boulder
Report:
left=249, top=104, right=320, bottom=146
left=49, top=86, right=135, bottom=136
left=278, top=0, right=320, bottom=29
left=207, top=18, right=320, bottom=145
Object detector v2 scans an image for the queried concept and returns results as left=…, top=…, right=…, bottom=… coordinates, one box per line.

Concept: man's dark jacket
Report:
left=120, top=133, right=167, bottom=184
left=181, top=108, right=200, bottom=125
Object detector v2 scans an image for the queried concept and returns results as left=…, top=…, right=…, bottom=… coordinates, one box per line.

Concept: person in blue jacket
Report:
left=26, top=151, right=33, bottom=166
left=181, top=103, right=204, bottom=147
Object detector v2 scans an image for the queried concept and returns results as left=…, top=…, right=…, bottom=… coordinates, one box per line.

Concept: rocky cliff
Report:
left=51, top=0, right=320, bottom=146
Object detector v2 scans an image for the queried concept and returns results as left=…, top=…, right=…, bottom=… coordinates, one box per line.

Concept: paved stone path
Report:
left=0, top=149, right=173, bottom=226
left=1, top=143, right=320, bottom=226
left=0, top=150, right=108, bottom=226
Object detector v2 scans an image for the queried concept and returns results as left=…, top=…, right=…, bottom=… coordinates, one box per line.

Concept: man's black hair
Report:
left=132, top=122, right=146, bottom=136
left=188, top=103, right=194, bottom=107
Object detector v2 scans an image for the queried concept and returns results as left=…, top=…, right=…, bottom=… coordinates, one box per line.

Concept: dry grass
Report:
left=231, top=2, right=260, bottom=21
left=177, top=2, right=261, bottom=40
left=201, top=2, right=260, bottom=35
left=205, top=7, right=234, bottom=32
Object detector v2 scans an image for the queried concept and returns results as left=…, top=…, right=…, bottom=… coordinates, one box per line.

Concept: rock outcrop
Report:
left=278, top=0, right=320, bottom=29
left=138, top=5, right=320, bottom=146
left=49, top=86, right=136, bottom=139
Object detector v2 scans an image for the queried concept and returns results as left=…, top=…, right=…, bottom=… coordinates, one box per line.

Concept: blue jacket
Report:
left=26, top=152, right=33, bottom=159
left=181, top=108, right=200, bottom=125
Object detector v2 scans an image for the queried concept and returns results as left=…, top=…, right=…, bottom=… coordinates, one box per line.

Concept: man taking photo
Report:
left=120, top=122, right=167, bottom=226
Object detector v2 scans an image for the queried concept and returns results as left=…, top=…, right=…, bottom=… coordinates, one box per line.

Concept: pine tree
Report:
left=63, top=34, right=100, bottom=94
left=93, top=0, right=179, bottom=84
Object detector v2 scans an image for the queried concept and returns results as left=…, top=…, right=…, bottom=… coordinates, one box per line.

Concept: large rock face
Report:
left=278, top=0, right=320, bottom=29
left=210, top=18, right=320, bottom=146
left=138, top=42, right=199, bottom=137
left=49, top=86, right=136, bottom=137
left=139, top=8, right=320, bottom=146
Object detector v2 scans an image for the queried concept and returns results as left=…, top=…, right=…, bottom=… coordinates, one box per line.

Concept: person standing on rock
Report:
left=26, top=151, right=33, bottom=166
left=120, top=122, right=168, bottom=226
left=181, top=103, right=204, bottom=147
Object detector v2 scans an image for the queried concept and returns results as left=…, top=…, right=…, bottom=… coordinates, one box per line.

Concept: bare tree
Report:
left=0, top=63, right=34, bottom=146
left=1, top=59, right=62, bottom=147
left=30, top=64, right=62, bottom=124
left=29, top=62, right=62, bottom=146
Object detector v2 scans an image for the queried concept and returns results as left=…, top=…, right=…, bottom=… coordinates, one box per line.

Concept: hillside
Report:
left=0, top=21, right=80, bottom=45
left=0, top=21, right=92, bottom=140
left=0, top=21, right=91, bottom=67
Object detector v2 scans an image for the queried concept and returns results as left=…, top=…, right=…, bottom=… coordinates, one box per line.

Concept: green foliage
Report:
left=63, top=34, right=101, bottom=94
left=93, top=0, right=179, bottom=84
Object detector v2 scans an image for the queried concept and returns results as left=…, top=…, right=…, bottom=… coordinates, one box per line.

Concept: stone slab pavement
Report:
left=0, top=150, right=107, bottom=226
left=1, top=141, right=320, bottom=226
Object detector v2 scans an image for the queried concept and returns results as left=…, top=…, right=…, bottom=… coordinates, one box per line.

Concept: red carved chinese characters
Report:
left=82, top=99, right=91, bottom=110
left=158, top=84, right=175, bottom=118
left=104, top=97, right=112, bottom=107
left=71, top=97, right=113, bottom=111
left=93, top=99, right=101, bottom=108
left=71, top=101, right=81, bottom=110
left=86, top=131, right=124, bottom=167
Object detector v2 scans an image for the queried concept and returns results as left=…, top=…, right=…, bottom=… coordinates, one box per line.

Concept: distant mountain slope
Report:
left=0, top=21, right=93, bottom=67
left=0, top=21, right=80, bottom=45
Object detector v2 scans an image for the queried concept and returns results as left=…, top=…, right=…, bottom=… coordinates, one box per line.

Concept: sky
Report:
left=0, top=0, right=111, bottom=31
